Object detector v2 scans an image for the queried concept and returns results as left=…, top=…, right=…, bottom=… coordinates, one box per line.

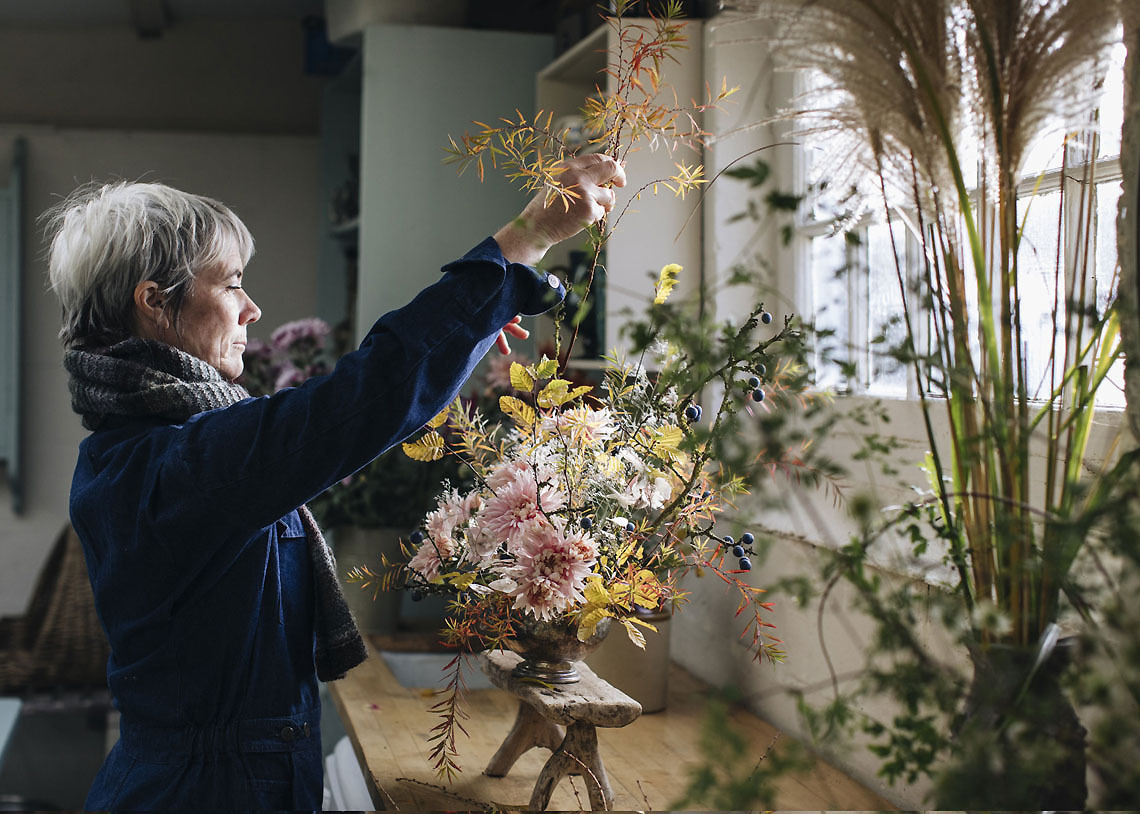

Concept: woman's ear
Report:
left=132, top=280, right=170, bottom=337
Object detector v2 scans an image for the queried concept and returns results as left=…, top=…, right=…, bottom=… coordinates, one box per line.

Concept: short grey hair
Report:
left=43, top=181, right=255, bottom=349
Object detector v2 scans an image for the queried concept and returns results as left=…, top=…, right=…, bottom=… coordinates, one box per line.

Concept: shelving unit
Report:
left=533, top=19, right=705, bottom=363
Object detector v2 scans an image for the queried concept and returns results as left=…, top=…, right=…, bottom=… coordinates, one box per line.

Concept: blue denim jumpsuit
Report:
left=73, top=239, right=564, bottom=810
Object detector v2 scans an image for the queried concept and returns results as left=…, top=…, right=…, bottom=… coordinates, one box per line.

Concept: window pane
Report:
left=1097, top=40, right=1126, bottom=159
left=811, top=232, right=850, bottom=389
left=867, top=220, right=908, bottom=396
left=1022, top=136, right=1065, bottom=179
left=1095, top=180, right=1125, bottom=408
left=1015, top=191, right=1064, bottom=400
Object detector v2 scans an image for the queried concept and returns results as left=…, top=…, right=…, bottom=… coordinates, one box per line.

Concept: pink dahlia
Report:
left=485, top=459, right=532, bottom=491
left=477, top=471, right=565, bottom=549
left=408, top=539, right=450, bottom=582
left=493, top=522, right=596, bottom=620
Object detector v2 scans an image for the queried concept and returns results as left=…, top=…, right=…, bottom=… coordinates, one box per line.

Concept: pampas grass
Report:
left=744, top=0, right=1136, bottom=648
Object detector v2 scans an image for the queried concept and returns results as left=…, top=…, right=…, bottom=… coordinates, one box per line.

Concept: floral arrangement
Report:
left=349, top=263, right=825, bottom=776
left=346, top=0, right=838, bottom=780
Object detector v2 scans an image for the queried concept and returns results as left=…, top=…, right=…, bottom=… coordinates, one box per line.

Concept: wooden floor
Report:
left=329, top=640, right=894, bottom=811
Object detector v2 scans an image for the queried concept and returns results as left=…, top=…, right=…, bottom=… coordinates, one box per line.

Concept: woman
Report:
left=46, top=153, right=625, bottom=810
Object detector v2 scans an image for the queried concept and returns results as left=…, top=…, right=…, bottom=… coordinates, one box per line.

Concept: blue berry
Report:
left=751, top=389, right=765, bottom=402
left=761, top=311, right=773, bottom=324
left=695, top=404, right=703, bottom=421
left=684, top=405, right=699, bottom=421
left=732, top=544, right=745, bottom=558
left=409, top=530, right=424, bottom=545
left=757, top=363, right=767, bottom=376
left=739, top=557, right=752, bottom=571
left=747, top=376, right=761, bottom=389
left=580, top=516, right=593, bottom=530
left=411, top=589, right=424, bottom=601
left=723, top=535, right=734, bottom=546
left=701, top=490, right=711, bottom=500
left=626, top=521, right=636, bottom=533
left=741, top=532, right=754, bottom=545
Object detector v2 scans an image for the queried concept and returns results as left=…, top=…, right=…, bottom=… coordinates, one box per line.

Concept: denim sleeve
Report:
left=154, top=238, right=565, bottom=550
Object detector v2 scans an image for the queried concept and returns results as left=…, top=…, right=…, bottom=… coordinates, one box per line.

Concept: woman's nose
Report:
left=242, top=293, right=262, bottom=325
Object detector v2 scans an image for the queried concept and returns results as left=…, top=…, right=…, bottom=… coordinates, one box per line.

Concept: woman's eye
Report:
left=227, top=285, right=243, bottom=291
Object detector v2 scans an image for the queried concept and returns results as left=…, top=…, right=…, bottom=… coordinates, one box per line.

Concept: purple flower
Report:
left=243, top=337, right=274, bottom=362
left=274, top=363, right=306, bottom=391
left=270, top=318, right=330, bottom=351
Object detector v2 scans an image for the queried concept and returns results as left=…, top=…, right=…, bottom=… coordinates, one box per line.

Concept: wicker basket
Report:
left=0, top=525, right=110, bottom=694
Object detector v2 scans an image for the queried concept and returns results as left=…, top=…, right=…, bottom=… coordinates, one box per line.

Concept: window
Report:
left=800, top=40, right=1127, bottom=409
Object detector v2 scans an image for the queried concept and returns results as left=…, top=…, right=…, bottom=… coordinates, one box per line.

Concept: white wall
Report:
left=355, top=24, right=552, bottom=337
left=0, top=127, right=321, bottom=616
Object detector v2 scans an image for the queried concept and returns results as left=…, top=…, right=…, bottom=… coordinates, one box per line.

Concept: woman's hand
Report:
left=493, top=154, right=627, bottom=267
left=495, top=315, right=529, bottom=355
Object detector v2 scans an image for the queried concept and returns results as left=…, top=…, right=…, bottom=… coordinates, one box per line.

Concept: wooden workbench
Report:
left=328, top=644, right=894, bottom=811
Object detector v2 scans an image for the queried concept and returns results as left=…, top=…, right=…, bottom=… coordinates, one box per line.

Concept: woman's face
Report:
left=174, top=249, right=261, bottom=380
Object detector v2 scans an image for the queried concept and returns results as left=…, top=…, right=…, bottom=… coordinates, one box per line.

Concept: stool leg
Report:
left=528, top=722, right=613, bottom=811
left=485, top=700, right=565, bottom=777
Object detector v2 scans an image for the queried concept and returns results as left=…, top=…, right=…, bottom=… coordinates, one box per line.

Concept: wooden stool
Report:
left=478, top=650, right=642, bottom=811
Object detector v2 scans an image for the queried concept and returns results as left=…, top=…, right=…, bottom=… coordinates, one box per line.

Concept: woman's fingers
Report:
left=495, top=316, right=529, bottom=355
left=573, top=153, right=627, bottom=188
left=503, top=320, right=529, bottom=340
left=496, top=154, right=628, bottom=262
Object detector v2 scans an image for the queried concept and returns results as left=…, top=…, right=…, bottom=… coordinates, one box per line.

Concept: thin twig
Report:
left=394, top=777, right=496, bottom=812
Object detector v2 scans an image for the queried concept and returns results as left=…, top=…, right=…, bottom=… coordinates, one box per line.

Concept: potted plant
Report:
left=739, top=0, right=1140, bottom=807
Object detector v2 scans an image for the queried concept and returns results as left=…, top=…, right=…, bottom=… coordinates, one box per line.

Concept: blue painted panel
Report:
left=0, top=138, right=23, bottom=512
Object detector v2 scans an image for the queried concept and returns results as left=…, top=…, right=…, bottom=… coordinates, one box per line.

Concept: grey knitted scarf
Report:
left=65, top=338, right=367, bottom=682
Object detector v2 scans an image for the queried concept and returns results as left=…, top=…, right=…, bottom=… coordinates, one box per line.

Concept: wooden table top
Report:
left=328, top=642, right=895, bottom=811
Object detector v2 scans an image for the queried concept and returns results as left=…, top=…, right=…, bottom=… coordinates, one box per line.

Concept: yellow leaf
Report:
left=627, top=616, right=659, bottom=634
left=449, top=572, right=478, bottom=591
left=631, top=570, right=664, bottom=609
left=535, top=356, right=559, bottom=379
left=654, top=424, right=683, bottom=450
left=402, top=431, right=445, bottom=461
left=645, top=424, right=685, bottom=464
left=567, top=385, right=593, bottom=403
left=577, top=607, right=611, bottom=641
left=509, top=362, right=535, bottom=392
left=499, top=395, right=537, bottom=427
left=583, top=576, right=611, bottom=606
left=426, top=404, right=449, bottom=429
left=616, top=539, right=640, bottom=565
left=620, top=618, right=647, bottom=649
left=537, top=378, right=573, bottom=408
left=653, top=263, right=681, bottom=305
